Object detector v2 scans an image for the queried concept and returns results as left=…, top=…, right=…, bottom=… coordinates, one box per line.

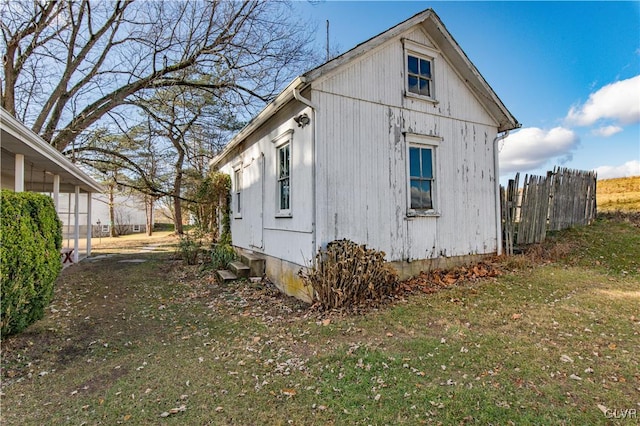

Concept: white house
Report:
left=91, top=192, right=149, bottom=236
left=210, top=9, right=520, bottom=301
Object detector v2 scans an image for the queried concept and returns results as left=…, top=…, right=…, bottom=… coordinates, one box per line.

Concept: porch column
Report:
left=53, top=174, right=60, bottom=210
left=86, top=192, right=92, bottom=257
left=15, top=153, right=24, bottom=192
left=74, top=185, right=80, bottom=263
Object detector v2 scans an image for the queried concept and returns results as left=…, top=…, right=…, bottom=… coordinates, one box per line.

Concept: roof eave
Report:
left=210, top=76, right=308, bottom=168
left=421, top=14, right=519, bottom=132
left=1, top=108, right=103, bottom=193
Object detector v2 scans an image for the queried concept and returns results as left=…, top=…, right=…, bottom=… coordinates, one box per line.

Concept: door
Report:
left=245, top=154, right=264, bottom=249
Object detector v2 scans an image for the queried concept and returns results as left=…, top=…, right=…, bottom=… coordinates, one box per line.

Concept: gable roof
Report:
left=212, top=8, right=519, bottom=168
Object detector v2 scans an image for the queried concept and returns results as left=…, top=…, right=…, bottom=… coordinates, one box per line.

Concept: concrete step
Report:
left=216, top=269, right=237, bottom=283
left=229, top=261, right=250, bottom=278
left=240, top=253, right=265, bottom=277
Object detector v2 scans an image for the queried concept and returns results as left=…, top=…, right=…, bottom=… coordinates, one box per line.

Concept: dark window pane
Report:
left=409, top=147, right=421, bottom=177
left=280, top=178, right=290, bottom=210
left=420, top=59, right=431, bottom=77
left=421, top=148, right=432, bottom=178
left=408, top=55, right=418, bottom=75
left=408, top=75, right=419, bottom=94
left=278, top=143, right=291, bottom=210
left=279, top=145, right=290, bottom=178
left=419, top=78, right=430, bottom=97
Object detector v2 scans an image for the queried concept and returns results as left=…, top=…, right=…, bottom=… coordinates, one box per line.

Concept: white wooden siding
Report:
left=313, top=26, right=500, bottom=262
left=315, top=27, right=497, bottom=129
left=219, top=101, right=315, bottom=266
left=219, top=22, right=504, bottom=269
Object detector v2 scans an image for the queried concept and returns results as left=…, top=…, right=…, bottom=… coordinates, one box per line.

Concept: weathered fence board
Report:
left=500, top=167, right=597, bottom=252
left=501, top=173, right=519, bottom=255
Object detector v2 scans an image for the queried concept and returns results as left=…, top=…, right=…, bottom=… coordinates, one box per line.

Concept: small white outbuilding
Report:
left=211, top=9, right=520, bottom=301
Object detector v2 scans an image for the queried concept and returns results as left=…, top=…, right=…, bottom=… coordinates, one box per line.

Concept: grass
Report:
left=597, top=176, right=640, bottom=212
left=1, top=216, right=639, bottom=425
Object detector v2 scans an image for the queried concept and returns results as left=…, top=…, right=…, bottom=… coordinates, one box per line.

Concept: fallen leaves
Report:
left=399, top=262, right=502, bottom=295
left=159, top=404, right=186, bottom=417
left=560, top=354, right=574, bottom=363
left=281, top=388, right=297, bottom=397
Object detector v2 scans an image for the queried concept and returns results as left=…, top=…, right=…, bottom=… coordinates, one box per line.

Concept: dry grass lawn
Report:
left=1, top=216, right=639, bottom=424
left=597, top=176, right=640, bottom=211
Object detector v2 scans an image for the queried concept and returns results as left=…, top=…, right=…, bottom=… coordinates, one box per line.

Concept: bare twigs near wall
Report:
left=500, top=167, right=597, bottom=254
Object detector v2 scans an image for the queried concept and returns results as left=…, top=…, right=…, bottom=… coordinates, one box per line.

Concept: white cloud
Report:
left=499, top=127, right=579, bottom=174
left=591, top=125, right=623, bottom=137
left=595, top=160, right=640, bottom=180
left=566, top=75, right=640, bottom=126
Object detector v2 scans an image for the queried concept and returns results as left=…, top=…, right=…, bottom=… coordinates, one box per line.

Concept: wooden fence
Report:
left=501, top=167, right=597, bottom=254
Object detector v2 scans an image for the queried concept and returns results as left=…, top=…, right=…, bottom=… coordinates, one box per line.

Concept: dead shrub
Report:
left=300, top=240, right=398, bottom=310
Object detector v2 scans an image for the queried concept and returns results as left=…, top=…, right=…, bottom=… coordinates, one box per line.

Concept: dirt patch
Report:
left=1, top=239, right=176, bottom=388
left=73, top=365, right=131, bottom=396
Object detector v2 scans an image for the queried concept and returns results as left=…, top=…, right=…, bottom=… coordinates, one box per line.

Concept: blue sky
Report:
left=292, top=1, right=640, bottom=182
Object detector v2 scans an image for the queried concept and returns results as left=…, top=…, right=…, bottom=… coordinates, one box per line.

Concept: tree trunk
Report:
left=145, top=195, right=154, bottom=237
left=173, top=151, right=185, bottom=235
left=108, top=183, right=117, bottom=237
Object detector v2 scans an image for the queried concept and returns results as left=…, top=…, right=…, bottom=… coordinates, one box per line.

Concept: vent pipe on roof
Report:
left=326, top=20, right=330, bottom=62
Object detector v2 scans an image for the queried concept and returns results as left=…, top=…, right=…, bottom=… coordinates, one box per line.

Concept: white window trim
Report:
left=101, top=224, right=110, bottom=233
left=272, top=130, right=294, bottom=218
left=403, top=39, right=439, bottom=104
left=406, top=133, right=441, bottom=217
left=133, top=224, right=141, bottom=232
left=232, top=162, right=242, bottom=219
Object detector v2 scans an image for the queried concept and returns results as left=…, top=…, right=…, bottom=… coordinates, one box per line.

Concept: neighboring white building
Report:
left=51, top=191, right=149, bottom=242
left=211, top=9, right=520, bottom=301
left=91, top=192, right=149, bottom=236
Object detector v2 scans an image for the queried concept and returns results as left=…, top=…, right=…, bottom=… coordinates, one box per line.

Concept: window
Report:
left=406, top=133, right=440, bottom=215
left=404, top=39, right=438, bottom=101
left=101, top=224, right=110, bottom=233
left=133, top=224, right=141, bottom=232
left=409, top=146, right=434, bottom=210
left=233, top=165, right=242, bottom=218
left=407, top=55, right=432, bottom=97
left=277, top=143, right=290, bottom=212
left=272, top=129, right=294, bottom=217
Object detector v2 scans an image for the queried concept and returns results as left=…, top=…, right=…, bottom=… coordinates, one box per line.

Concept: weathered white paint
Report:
left=212, top=10, right=519, bottom=293
left=311, top=28, right=501, bottom=262
left=219, top=99, right=316, bottom=268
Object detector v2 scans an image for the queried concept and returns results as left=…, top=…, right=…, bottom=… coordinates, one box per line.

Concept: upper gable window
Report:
left=407, top=55, right=432, bottom=97
left=403, top=39, right=438, bottom=102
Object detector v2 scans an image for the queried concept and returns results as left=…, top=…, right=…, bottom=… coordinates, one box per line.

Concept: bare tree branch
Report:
left=2, top=0, right=316, bottom=150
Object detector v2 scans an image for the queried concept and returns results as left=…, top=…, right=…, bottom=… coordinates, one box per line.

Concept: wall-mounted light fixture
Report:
left=294, top=113, right=310, bottom=128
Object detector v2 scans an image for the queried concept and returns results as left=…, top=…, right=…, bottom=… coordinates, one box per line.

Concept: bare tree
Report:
left=2, top=0, right=314, bottom=150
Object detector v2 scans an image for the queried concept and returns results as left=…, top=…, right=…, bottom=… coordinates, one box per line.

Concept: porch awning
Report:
left=1, top=108, right=102, bottom=193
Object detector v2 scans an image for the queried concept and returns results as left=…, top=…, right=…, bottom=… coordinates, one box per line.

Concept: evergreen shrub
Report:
left=1, top=190, right=62, bottom=335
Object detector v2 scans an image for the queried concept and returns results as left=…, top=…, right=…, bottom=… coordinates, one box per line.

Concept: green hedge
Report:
left=1, top=190, right=62, bottom=335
